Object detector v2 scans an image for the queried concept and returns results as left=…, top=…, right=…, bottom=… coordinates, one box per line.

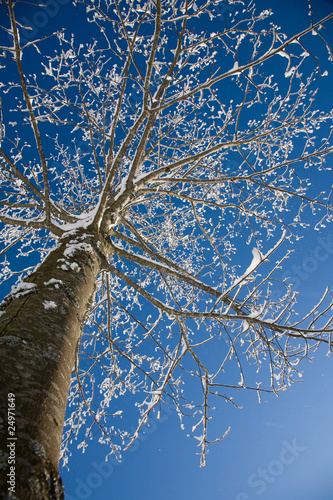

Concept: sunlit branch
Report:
left=8, top=0, right=51, bottom=223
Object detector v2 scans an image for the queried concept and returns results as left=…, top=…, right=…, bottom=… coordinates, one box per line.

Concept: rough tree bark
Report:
left=0, top=228, right=108, bottom=499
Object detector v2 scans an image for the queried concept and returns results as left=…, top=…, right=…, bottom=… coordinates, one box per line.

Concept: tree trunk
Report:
left=0, top=229, right=106, bottom=499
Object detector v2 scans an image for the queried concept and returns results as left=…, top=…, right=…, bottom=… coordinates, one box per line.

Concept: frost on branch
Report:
left=0, top=0, right=333, bottom=470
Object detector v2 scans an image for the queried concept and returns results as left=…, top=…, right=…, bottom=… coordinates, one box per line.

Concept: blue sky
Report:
left=59, top=1, right=333, bottom=499
left=62, top=230, right=333, bottom=500
left=1, top=0, right=333, bottom=499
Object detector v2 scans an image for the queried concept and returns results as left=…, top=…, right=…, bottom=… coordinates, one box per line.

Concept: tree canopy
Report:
left=0, top=0, right=333, bottom=478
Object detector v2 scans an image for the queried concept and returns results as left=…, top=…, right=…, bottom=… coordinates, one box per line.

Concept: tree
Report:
left=0, top=0, right=332, bottom=497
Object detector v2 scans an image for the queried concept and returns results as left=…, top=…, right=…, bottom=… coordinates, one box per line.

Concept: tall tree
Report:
left=0, top=0, right=332, bottom=497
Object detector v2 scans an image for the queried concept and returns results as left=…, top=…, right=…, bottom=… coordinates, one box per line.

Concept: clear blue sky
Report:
left=61, top=1, right=333, bottom=499
left=1, top=0, right=333, bottom=499
left=62, top=231, right=333, bottom=500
